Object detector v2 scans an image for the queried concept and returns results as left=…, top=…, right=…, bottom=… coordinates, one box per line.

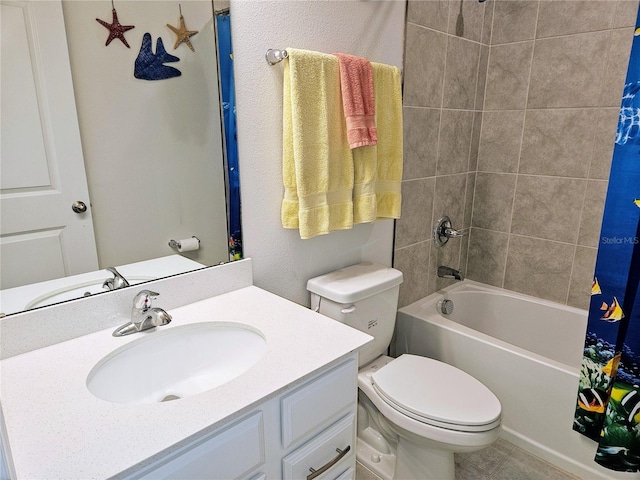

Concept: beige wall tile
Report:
left=475, top=45, right=490, bottom=109
left=395, top=0, right=626, bottom=310
left=613, top=0, right=640, bottom=28
left=394, top=241, right=433, bottom=308
left=472, top=172, right=517, bottom=232
left=469, top=112, right=482, bottom=172
left=466, top=227, right=509, bottom=287
left=407, top=0, right=451, bottom=32
left=478, top=110, right=525, bottom=173
left=437, top=110, right=474, bottom=175
left=484, top=42, right=534, bottom=110
left=403, top=107, right=440, bottom=180
left=443, top=36, right=481, bottom=109
left=536, top=0, right=615, bottom=38
left=434, top=174, right=469, bottom=229
left=403, top=24, right=447, bottom=107
left=464, top=172, right=476, bottom=229
left=511, top=175, right=586, bottom=242
left=491, top=0, right=539, bottom=45
left=528, top=31, right=610, bottom=108
left=504, top=236, right=575, bottom=303
left=589, top=108, right=619, bottom=180
left=600, top=27, right=635, bottom=107
left=578, top=180, right=608, bottom=247
left=395, top=178, right=436, bottom=248
left=459, top=234, right=470, bottom=276
left=568, top=246, right=598, bottom=309
left=482, top=0, right=495, bottom=44
left=448, top=0, right=487, bottom=43
left=519, top=109, right=596, bottom=177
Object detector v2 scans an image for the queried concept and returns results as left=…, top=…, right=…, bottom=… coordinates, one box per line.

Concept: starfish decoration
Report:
left=167, top=9, right=198, bottom=52
left=96, top=8, right=135, bottom=48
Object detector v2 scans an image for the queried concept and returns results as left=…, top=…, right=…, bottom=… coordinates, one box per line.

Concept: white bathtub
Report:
left=395, top=280, right=632, bottom=480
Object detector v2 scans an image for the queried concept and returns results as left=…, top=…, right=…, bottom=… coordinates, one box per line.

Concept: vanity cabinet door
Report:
left=282, top=413, right=355, bottom=480
left=133, top=412, right=264, bottom=479
left=281, top=359, right=357, bottom=448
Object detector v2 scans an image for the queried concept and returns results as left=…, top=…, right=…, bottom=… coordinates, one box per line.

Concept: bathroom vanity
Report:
left=0, top=259, right=371, bottom=479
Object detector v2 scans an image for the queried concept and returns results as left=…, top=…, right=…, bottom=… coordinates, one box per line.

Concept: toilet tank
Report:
left=307, top=262, right=403, bottom=366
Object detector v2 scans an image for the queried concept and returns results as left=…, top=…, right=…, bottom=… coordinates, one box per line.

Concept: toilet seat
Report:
left=371, top=354, right=501, bottom=433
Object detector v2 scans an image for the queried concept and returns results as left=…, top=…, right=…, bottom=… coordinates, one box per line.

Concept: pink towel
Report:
left=333, top=53, right=377, bottom=149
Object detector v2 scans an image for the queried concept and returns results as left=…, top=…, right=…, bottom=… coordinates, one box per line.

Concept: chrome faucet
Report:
left=112, top=290, right=172, bottom=337
left=437, top=266, right=464, bottom=281
left=103, top=267, right=130, bottom=291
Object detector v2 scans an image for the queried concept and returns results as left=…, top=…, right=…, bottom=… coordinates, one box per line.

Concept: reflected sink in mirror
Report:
left=87, top=322, right=267, bottom=404
left=0, top=255, right=205, bottom=316
left=24, top=276, right=154, bottom=310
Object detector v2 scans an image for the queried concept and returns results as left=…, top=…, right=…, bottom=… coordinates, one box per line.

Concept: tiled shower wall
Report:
left=394, top=0, right=490, bottom=307
left=394, top=0, right=638, bottom=309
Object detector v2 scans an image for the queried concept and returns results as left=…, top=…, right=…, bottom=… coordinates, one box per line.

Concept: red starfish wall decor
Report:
left=96, top=8, right=135, bottom=48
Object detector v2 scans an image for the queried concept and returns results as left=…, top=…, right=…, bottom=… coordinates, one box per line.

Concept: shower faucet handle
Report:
left=434, top=216, right=466, bottom=247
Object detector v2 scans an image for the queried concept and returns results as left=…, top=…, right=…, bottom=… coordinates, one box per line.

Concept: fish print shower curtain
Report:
left=216, top=12, right=242, bottom=260
left=573, top=8, right=640, bottom=472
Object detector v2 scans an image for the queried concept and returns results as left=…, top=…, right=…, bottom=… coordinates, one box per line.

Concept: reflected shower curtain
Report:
left=216, top=12, right=242, bottom=260
left=573, top=9, right=640, bottom=472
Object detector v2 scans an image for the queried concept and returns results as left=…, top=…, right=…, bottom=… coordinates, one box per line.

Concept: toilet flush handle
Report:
left=341, top=305, right=356, bottom=314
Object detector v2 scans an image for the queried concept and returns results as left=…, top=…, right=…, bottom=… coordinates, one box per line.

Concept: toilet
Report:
left=307, top=262, right=501, bottom=480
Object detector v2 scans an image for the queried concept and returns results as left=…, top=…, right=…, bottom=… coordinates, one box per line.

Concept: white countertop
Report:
left=0, top=285, right=372, bottom=479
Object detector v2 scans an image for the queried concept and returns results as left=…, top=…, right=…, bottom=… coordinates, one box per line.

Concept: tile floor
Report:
left=355, top=439, right=580, bottom=480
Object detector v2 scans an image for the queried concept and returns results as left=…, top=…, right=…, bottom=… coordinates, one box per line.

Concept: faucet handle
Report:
left=132, top=290, right=159, bottom=310
left=103, top=267, right=130, bottom=290
left=434, top=216, right=466, bottom=247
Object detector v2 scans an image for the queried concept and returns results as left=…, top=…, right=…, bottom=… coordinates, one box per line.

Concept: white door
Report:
left=0, top=0, right=99, bottom=290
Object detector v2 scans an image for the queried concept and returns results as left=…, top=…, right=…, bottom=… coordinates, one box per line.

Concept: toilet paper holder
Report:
left=168, top=236, right=200, bottom=250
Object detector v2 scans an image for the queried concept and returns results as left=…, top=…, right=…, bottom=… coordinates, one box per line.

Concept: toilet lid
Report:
left=371, top=354, right=501, bottom=432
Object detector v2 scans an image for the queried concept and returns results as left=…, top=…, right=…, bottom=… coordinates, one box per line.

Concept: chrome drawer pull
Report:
left=307, top=445, right=351, bottom=480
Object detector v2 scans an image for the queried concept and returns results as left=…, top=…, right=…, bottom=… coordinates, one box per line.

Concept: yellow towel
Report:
left=352, top=63, right=403, bottom=224
left=281, top=48, right=354, bottom=239
left=372, top=62, right=403, bottom=220
left=352, top=144, right=378, bottom=224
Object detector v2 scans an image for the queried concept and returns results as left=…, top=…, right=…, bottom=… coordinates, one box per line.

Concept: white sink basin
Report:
left=24, top=276, right=154, bottom=310
left=86, top=322, right=267, bottom=404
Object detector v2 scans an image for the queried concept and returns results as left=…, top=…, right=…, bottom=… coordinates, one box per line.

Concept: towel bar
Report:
left=265, top=49, right=288, bottom=65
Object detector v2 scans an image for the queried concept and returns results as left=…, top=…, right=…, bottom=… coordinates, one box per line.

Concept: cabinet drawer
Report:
left=282, top=414, right=355, bottom=480
left=281, top=359, right=357, bottom=448
left=135, top=412, right=264, bottom=479
left=335, top=467, right=354, bottom=480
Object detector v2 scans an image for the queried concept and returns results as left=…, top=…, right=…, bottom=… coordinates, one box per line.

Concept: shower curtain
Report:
left=573, top=8, right=640, bottom=472
left=216, top=12, right=242, bottom=260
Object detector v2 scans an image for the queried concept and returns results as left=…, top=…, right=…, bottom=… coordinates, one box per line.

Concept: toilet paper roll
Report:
left=177, top=237, right=200, bottom=252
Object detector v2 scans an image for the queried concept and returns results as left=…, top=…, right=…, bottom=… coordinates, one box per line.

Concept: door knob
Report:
left=72, top=201, right=87, bottom=213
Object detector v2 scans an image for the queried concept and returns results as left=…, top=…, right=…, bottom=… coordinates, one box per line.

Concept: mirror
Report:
left=0, top=0, right=239, bottom=316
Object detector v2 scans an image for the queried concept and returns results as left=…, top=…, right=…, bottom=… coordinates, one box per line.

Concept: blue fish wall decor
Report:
left=134, top=33, right=181, bottom=81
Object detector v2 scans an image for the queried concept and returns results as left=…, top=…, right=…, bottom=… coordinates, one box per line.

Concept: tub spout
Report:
left=438, top=266, right=464, bottom=281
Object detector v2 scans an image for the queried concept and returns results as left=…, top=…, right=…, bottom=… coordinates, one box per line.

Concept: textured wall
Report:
left=231, top=0, right=406, bottom=306
left=466, top=0, right=637, bottom=309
